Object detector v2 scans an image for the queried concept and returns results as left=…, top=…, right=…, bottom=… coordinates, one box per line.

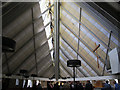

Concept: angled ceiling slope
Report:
left=2, top=1, right=120, bottom=81
left=2, top=2, right=54, bottom=78
left=59, top=1, right=120, bottom=78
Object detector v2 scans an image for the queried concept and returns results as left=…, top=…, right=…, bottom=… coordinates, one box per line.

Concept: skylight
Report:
left=39, top=0, right=54, bottom=59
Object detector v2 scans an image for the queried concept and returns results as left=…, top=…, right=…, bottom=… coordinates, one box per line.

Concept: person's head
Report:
left=87, top=80, right=90, bottom=83
left=38, top=83, right=41, bottom=85
left=79, top=83, right=82, bottom=85
left=60, top=82, right=62, bottom=86
left=106, top=81, right=109, bottom=84
left=56, top=82, right=58, bottom=85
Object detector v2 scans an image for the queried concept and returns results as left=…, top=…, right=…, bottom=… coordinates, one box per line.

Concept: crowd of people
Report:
left=29, top=80, right=120, bottom=90
left=101, top=80, right=120, bottom=90
left=47, top=80, right=93, bottom=90
left=47, top=80, right=120, bottom=90
left=2, top=78, right=120, bottom=90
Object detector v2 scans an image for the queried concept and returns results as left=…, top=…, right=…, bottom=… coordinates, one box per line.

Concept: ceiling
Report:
left=2, top=1, right=120, bottom=80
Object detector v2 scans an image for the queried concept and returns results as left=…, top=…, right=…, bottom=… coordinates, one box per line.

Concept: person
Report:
left=102, top=81, right=112, bottom=90
left=53, top=82, right=60, bottom=90
left=59, top=82, right=63, bottom=90
left=32, top=83, right=37, bottom=90
left=113, top=80, right=120, bottom=90
left=85, top=80, right=93, bottom=90
left=77, top=82, right=84, bottom=90
left=47, top=82, right=53, bottom=90
left=37, top=83, right=42, bottom=90
left=63, top=82, right=70, bottom=90
left=70, top=82, right=75, bottom=90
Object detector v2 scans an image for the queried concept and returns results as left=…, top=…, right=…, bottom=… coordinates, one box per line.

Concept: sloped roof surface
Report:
left=59, top=1, right=120, bottom=78
left=2, top=2, right=54, bottom=78
left=2, top=1, right=120, bottom=80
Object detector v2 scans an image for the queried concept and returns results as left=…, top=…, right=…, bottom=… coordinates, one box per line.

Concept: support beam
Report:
left=0, top=3, right=2, bottom=90
left=31, top=7, right=38, bottom=75
left=102, top=31, right=112, bottom=76
left=59, top=75, right=120, bottom=81
left=60, top=47, right=87, bottom=77
left=76, top=7, right=82, bottom=78
left=60, top=34, right=101, bottom=76
left=77, top=7, right=82, bottom=60
left=2, top=74, right=120, bottom=81
left=54, top=0, right=60, bottom=81
left=2, top=74, right=50, bottom=81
